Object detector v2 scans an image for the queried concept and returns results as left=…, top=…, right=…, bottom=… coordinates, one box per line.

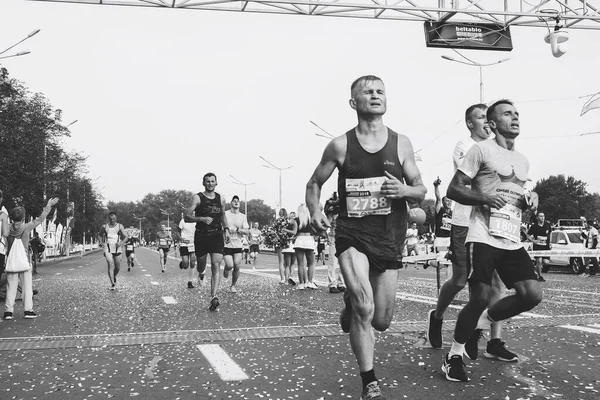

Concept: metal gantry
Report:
left=28, top=0, right=600, bottom=30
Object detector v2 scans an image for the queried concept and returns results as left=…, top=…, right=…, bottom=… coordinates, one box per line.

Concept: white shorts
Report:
left=294, top=235, right=315, bottom=250
left=282, top=243, right=296, bottom=254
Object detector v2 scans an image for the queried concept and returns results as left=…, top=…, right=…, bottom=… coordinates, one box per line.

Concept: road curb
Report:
left=38, top=248, right=104, bottom=267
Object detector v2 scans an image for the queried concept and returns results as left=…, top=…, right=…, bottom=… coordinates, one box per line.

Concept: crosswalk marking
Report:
left=197, top=344, right=249, bottom=381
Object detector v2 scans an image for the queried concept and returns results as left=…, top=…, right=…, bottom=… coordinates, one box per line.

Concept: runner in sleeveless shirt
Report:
left=433, top=177, right=452, bottom=253
left=442, top=100, right=542, bottom=382
left=248, top=222, right=262, bottom=269
left=156, top=225, right=172, bottom=273
left=428, top=104, right=512, bottom=363
left=184, top=172, right=230, bottom=311
left=527, top=211, right=552, bottom=281
left=101, top=212, right=128, bottom=290
left=124, top=232, right=137, bottom=271
left=306, top=76, right=427, bottom=400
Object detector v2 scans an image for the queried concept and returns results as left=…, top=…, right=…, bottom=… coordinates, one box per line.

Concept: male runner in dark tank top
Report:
left=185, top=173, right=230, bottom=311
left=305, top=75, right=427, bottom=400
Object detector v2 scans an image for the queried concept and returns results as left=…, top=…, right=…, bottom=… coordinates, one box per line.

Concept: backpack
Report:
left=5, top=234, right=31, bottom=273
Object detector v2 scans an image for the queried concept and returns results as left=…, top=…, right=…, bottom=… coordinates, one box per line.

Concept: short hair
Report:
left=465, top=103, right=487, bottom=122
left=203, top=172, right=217, bottom=182
left=486, top=99, right=514, bottom=122
left=10, top=206, right=25, bottom=222
left=231, top=195, right=239, bottom=202
left=108, top=211, right=117, bottom=217
left=350, top=75, right=384, bottom=97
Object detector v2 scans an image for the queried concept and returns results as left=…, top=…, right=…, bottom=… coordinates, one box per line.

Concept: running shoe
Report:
left=179, top=261, right=184, bottom=270
left=279, top=280, right=286, bottom=285
left=360, top=381, right=385, bottom=400
left=127, top=267, right=130, bottom=272
left=24, top=311, right=38, bottom=319
left=427, top=309, right=443, bottom=349
left=3, top=312, right=13, bottom=320
left=187, top=281, right=194, bottom=289
left=288, top=277, right=296, bottom=286
left=162, top=267, right=165, bottom=273
left=464, top=329, right=483, bottom=360
left=537, top=275, right=546, bottom=282
left=340, top=290, right=352, bottom=333
left=329, top=286, right=341, bottom=294
left=441, top=353, right=469, bottom=382
left=230, top=286, right=238, bottom=293
left=297, top=283, right=306, bottom=290
left=209, top=296, right=220, bottom=312
left=337, top=286, right=346, bottom=292
left=306, top=281, right=318, bottom=289
left=484, top=339, right=519, bottom=362
left=198, top=273, right=205, bottom=287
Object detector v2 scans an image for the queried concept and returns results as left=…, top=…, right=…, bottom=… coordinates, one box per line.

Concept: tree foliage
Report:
left=534, top=174, right=600, bottom=223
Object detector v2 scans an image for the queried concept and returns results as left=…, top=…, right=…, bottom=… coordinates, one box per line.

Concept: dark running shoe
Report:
left=24, top=311, right=38, bottom=319
left=3, top=312, right=13, bottom=320
left=441, top=353, right=469, bottom=382
left=187, top=281, right=194, bottom=289
left=209, top=296, right=220, bottom=312
left=339, top=290, right=352, bottom=333
left=288, top=277, right=296, bottom=286
left=464, top=329, right=483, bottom=360
left=537, top=275, right=546, bottom=282
left=33, top=289, right=38, bottom=296
left=360, top=381, right=385, bottom=400
left=484, top=339, right=519, bottom=362
left=329, top=286, right=341, bottom=294
left=427, top=309, right=443, bottom=349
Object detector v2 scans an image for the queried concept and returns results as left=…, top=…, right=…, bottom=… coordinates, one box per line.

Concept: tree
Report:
left=243, top=199, right=275, bottom=228
left=533, top=175, right=600, bottom=223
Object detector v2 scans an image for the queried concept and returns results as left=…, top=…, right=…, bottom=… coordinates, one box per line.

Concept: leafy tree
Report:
left=533, top=175, right=600, bottom=223
left=246, top=199, right=275, bottom=228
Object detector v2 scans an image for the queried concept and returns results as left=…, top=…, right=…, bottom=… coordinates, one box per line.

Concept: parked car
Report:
left=541, top=220, right=586, bottom=274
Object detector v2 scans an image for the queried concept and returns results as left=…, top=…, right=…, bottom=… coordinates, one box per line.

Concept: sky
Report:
left=1, top=0, right=600, bottom=214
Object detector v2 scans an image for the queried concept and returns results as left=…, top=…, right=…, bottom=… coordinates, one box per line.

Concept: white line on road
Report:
left=547, top=288, right=600, bottom=295
left=151, top=281, right=159, bottom=285
left=559, top=324, right=600, bottom=335
left=144, top=274, right=151, bottom=277
left=197, top=344, right=249, bottom=381
left=162, top=296, right=177, bottom=304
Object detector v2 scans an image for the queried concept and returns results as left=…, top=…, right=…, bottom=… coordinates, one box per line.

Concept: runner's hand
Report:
left=485, top=193, right=508, bottom=209
left=526, top=191, right=539, bottom=211
left=203, top=217, right=213, bottom=225
left=224, top=230, right=231, bottom=243
left=311, top=212, right=330, bottom=232
left=46, top=197, right=59, bottom=207
left=381, top=171, right=408, bottom=199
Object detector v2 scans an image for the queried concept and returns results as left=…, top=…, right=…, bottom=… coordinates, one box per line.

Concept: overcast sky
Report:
left=2, top=0, right=600, bottom=213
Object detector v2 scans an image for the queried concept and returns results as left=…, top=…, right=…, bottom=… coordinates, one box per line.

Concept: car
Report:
left=540, top=219, right=586, bottom=274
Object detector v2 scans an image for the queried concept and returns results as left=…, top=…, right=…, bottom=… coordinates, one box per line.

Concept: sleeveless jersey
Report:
left=195, top=192, right=223, bottom=235
left=105, top=224, right=121, bottom=253
left=435, top=208, right=452, bottom=237
left=336, top=128, right=408, bottom=262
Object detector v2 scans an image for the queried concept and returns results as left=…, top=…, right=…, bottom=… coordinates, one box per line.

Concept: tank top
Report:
left=435, top=208, right=452, bottom=237
left=337, top=128, right=406, bottom=218
left=195, top=192, right=223, bottom=235
left=105, top=224, right=121, bottom=253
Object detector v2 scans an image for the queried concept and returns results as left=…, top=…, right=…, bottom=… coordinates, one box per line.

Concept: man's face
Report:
left=468, top=107, right=491, bottom=140
left=161, top=225, right=166, bottom=232
left=537, top=213, right=545, bottom=224
left=350, top=79, right=387, bottom=116
left=443, top=197, right=453, bottom=209
left=203, top=176, right=217, bottom=191
left=108, top=214, right=117, bottom=224
left=490, top=103, right=520, bottom=138
left=231, top=198, right=240, bottom=210
left=253, top=222, right=259, bottom=229
left=411, top=222, right=417, bottom=229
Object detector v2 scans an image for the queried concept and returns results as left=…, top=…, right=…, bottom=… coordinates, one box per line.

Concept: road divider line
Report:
left=151, top=281, right=159, bottom=286
left=161, top=296, right=177, bottom=304
left=197, top=344, right=249, bottom=381
left=559, top=324, right=600, bottom=335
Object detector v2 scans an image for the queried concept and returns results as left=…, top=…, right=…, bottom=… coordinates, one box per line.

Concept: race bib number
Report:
left=534, top=236, right=547, bottom=246
left=159, top=238, right=168, bottom=246
left=345, top=177, right=391, bottom=218
left=126, top=244, right=134, bottom=251
left=441, top=216, right=452, bottom=232
left=489, top=204, right=522, bottom=243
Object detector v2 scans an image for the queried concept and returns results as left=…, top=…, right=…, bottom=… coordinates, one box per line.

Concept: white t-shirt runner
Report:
left=459, top=139, right=530, bottom=250
left=225, top=210, right=249, bottom=249
left=451, top=137, right=479, bottom=227
left=179, top=219, right=196, bottom=251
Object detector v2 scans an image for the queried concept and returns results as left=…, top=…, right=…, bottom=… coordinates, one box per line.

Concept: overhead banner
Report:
left=424, top=21, right=513, bottom=51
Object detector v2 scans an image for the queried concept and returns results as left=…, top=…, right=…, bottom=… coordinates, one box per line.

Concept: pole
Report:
left=279, top=170, right=282, bottom=211
left=244, top=185, right=248, bottom=217
left=479, top=65, right=484, bottom=103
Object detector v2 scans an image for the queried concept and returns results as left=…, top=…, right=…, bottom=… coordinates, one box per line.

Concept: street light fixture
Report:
left=310, top=120, right=335, bottom=140
left=0, top=28, right=40, bottom=60
left=160, top=208, right=173, bottom=231
left=259, top=156, right=292, bottom=212
left=133, top=214, right=146, bottom=242
left=230, top=175, right=255, bottom=217
left=441, top=53, right=510, bottom=103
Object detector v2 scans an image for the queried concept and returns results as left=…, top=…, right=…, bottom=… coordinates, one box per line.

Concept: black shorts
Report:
left=0, top=254, right=5, bottom=274
left=533, top=244, right=550, bottom=261
left=126, top=250, right=135, bottom=258
left=195, top=232, right=224, bottom=257
left=180, top=246, right=195, bottom=257
left=467, top=242, right=537, bottom=289
left=249, top=244, right=260, bottom=253
left=158, top=247, right=170, bottom=254
left=335, top=212, right=407, bottom=273
left=449, top=225, right=469, bottom=271
left=224, top=247, right=243, bottom=256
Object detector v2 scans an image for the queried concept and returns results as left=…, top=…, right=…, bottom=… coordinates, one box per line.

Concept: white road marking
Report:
left=161, top=296, right=177, bottom=304
left=151, top=281, right=159, bottom=286
left=144, top=274, right=151, bottom=277
left=197, top=344, right=249, bottom=381
left=560, top=324, right=600, bottom=335
left=55, top=273, right=62, bottom=275
left=547, top=288, right=600, bottom=295
left=145, top=356, right=162, bottom=378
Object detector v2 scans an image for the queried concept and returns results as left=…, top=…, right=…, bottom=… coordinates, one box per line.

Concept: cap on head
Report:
left=232, top=195, right=239, bottom=202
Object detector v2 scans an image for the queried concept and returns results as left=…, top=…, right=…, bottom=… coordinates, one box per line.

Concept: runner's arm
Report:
left=0, top=212, right=8, bottom=237
left=306, top=137, right=345, bottom=231
left=434, top=182, right=442, bottom=213
left=221, top=197, right=230, bottom=242
left=184, top=194, right=209, bottom=224
left=118, top=224, right=129, bottom=248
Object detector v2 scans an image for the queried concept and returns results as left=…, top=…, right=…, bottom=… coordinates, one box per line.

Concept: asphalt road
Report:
left=1, top=247, right=599, bottom=400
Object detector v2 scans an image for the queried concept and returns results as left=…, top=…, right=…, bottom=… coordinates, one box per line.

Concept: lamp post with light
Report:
left=259, top=156, right=292, bottom=213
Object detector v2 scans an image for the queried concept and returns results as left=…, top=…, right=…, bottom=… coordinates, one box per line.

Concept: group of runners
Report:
left=97, top=75, right=545, bottom=399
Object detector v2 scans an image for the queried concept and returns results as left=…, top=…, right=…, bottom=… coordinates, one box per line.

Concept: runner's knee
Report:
left=521, top=288, right=543, bottom=310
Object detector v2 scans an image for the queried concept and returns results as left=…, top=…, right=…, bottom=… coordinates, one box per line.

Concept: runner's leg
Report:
left=231, top=252, right=243, bottom=288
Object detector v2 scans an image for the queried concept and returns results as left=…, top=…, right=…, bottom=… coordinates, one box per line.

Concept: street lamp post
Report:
left=230, top=175, right=255, bottom=218
left=310, top=120, right=335, bottom=140
left=441, top=54, right=510, bottom=103
left=160, top=209, right=173, bottom=231
left=0, top=29, right=40, bottom=61
left=133, top=214, right=145, bottom=242
left=259, top=156, right=292, bottom=212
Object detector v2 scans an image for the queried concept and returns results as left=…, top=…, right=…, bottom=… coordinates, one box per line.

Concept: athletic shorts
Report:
left=467, top=242, right=537, bottom=289
left=533, top=244, right=550, bottom=261
left=224, top=247, right=243, bottom=256
left=449, top=225, right=469, bottom=271
left=179, top=245, right=195, bottom=256
left=195, top=232, right=224, bottom=257
left=243, top=248, right=249, bottom=253
left=126, top=250, right=134, bottom=258
left=294, top=235, right=315, bottom=250
left=0, top=254, right=5, bottom=274
left=158, top=247, right=170, bottom=253
left=249, top=244, right=260, bottom=253
left=335, top=213, right=406, bottom=273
